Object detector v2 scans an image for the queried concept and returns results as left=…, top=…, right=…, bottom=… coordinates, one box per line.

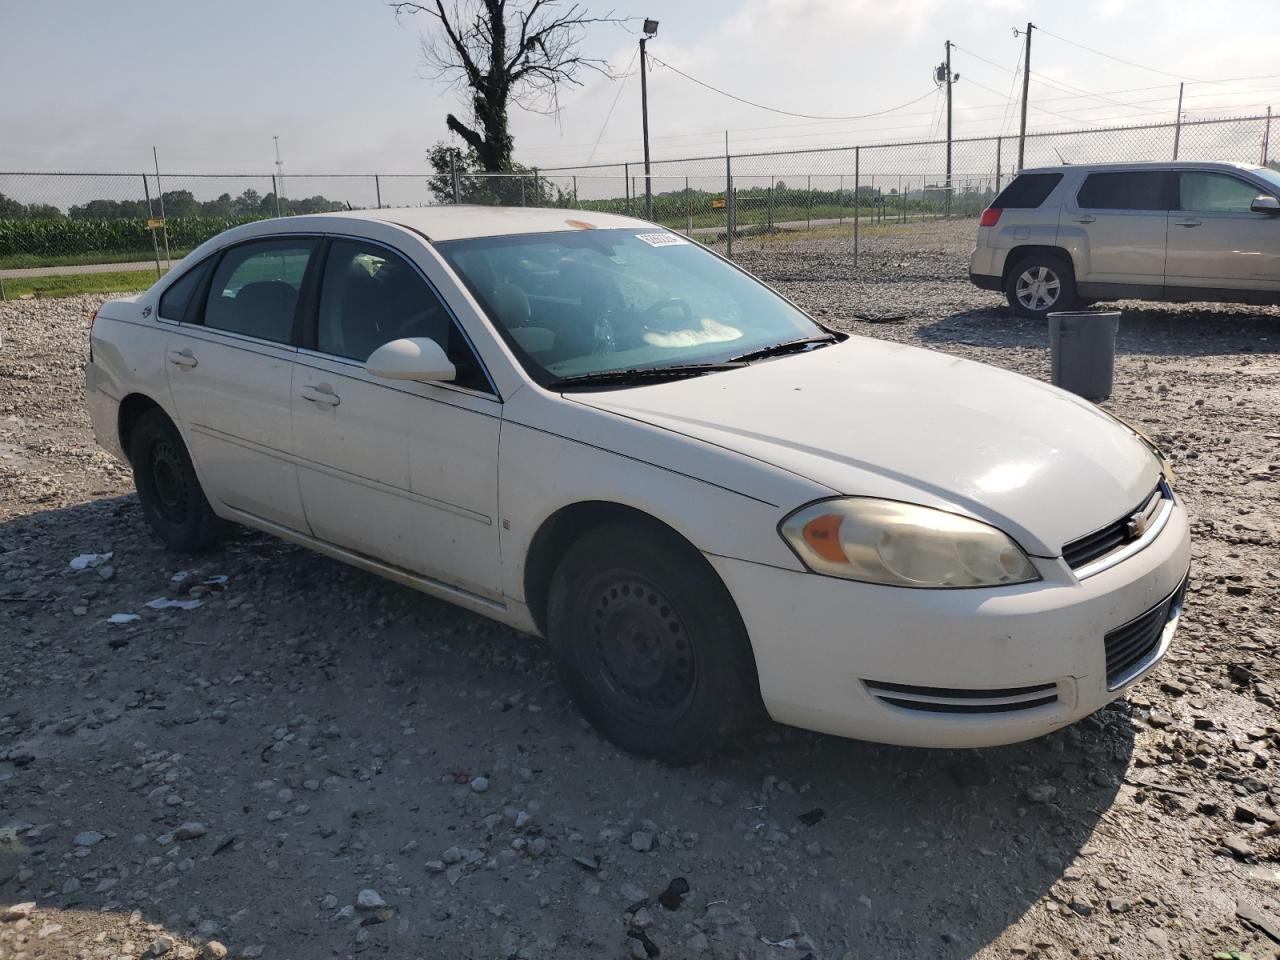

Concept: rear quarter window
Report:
left=157, top=259, right=213, bottom=322
left=992, top=173, right=1063, bottom=209
left=1077, top=171, right=1172, bottom=211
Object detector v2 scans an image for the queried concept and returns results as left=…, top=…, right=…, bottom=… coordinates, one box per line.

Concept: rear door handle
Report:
left=1072, top=215, right=1096, bottom=224
left=1175, top=218, right=1202, bottom=227
left=299, top=385, right=341, bottom=407
left=167, top=348, right=198, bottom=369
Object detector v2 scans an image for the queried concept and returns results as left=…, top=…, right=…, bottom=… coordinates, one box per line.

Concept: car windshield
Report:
left=1253, top=165, right=1280, bottom=195
left=435, top=228, right=824, bottom=386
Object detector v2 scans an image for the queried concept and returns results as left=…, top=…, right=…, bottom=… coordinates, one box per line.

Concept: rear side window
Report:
left=157, top=259, right=212, bottom=322
left=992, top=173, right=1062, bottom=208
left=1077, top=171, right=1172, bottom=211
left=203, top=238, right=317, bottom=344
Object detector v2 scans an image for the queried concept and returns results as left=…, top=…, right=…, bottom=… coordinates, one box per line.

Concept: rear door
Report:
left=164, top=236, right=317, bottom=532
left=1166, top=170, right=1280, bottom=293
left=1064, top=170, right=1173, bottom=289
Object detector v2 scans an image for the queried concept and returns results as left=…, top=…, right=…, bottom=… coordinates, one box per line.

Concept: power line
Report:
left=1035, top=26, right=1200, bottom=82
left=584, top=46, right=638, bottom=166
left=645, top=52, right=938, bottom=121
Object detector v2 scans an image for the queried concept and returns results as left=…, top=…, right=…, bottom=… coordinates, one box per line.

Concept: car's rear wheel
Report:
left=546, top=520, right=759, bottom=764
left=1005, top=253, right=1077, bottom=320
left=129, top=409, right=224, bottom=553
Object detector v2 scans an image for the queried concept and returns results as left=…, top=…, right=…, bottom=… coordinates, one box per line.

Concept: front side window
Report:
left=1077, top=171, right=1172, bottom=211
left=436, top=229, right=824, bottom=385
left=1178, top=172, right=1267, bottom=213
left=203, top=238, right=317, bottom=343
left=315, top=239, right=490, bottom=392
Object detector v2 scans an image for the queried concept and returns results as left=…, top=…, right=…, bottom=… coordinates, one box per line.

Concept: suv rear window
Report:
left=992, top=173, right=1062, bottom=208
left=1077, top=171, right=1172, bottom=211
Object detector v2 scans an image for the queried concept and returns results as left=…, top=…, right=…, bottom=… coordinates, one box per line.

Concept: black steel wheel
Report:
left=129, top=408, right=224, bottom=552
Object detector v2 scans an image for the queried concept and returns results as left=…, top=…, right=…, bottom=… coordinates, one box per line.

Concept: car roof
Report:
left=1018, top=160, right=1266, bottom=176
left=276, top=204, right=653, bottom=242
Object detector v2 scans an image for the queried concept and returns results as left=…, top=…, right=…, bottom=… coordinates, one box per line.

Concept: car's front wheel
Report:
left=129, top=409, right=224, bottom=553
left=546, top=520, right=759, bottom=764
left=1005, top=253, right=1078, bottom=320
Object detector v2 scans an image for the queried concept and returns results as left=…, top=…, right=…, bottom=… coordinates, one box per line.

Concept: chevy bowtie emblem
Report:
left=1126, top=511, right=1150, bottom=539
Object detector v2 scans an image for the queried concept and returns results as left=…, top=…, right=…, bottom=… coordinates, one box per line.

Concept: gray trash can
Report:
left=1048, top=310, right=1119, bottom=402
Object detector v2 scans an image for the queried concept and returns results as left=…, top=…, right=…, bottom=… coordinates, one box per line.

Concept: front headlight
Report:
left=779, top=498, right=1040, bottom=588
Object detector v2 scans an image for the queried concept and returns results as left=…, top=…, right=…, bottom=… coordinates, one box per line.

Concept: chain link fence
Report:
left=1, top=112, right=1273, bottom=296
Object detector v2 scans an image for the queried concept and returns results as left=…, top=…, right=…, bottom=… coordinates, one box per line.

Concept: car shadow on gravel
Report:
left=918, top=304, right=1280, bottom=357
left=1, top=495, right=1135, bottom=958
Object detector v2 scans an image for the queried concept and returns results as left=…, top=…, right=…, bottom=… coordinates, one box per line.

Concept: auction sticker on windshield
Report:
left=635, top=232, right=687, bottom=247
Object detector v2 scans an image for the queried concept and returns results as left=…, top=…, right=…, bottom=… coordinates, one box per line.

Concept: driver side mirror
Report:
left=1251, top=195, right=1280, bottom=214
left=366, top=337, right=456, bottom=383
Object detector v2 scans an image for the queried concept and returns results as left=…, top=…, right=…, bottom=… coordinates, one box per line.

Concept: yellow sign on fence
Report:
left=146, top=217, right=165, bottom=229
left=711, top=197, right=726, bottom=209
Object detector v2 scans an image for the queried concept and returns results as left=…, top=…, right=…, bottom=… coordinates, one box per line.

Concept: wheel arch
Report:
left=1002, top=244, right=1076, bottom=285
left=522, top=500, right=727, bottom=639
left=117, top=393, right=169, bottom=465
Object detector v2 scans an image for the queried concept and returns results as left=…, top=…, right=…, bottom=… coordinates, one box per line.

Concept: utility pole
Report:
left=937, top=41, right=960, bottom=217
left=1172, top=83, right=1184, bottom=160
left=1016, top=22, right=1034, bottom=172
left=640, top=18, right=659, bottom=221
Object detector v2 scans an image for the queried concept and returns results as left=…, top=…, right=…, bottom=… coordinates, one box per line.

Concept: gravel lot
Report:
left=2, top=220, right=1279, bottom=960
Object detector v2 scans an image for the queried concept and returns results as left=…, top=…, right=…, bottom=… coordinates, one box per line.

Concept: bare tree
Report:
left=393, top=1, right=621, bottom=172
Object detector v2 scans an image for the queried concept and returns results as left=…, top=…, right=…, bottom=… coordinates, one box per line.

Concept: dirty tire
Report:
left=1005, top=252, right=1077, bottom=320
left=547, top=520, right=759, bottom=765
left=129, top=408, right=224, bottom=553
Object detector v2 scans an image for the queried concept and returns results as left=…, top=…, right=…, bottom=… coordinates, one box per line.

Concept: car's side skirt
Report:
left=221, top=505, right=539, bottom=635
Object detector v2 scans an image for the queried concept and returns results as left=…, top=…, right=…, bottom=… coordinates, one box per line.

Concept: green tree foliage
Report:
left=426, top=142, right=566, bottom=206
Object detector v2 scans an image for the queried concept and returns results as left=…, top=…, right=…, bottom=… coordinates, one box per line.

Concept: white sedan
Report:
left=85, top=206, right=1191, bottom=763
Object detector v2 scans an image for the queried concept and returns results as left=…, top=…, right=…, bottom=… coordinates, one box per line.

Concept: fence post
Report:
left=532, top=167, right=539, bottom=206
left=853, top=147, right=859, bottom=268
left=152, top=148, right=171, bottom=269
left=1264, top=107, right=1273, bottom=166
left=685, top=177, right=692, bottom=236
left=838, top=174, right=844, bottom=225
left=272, top=175, right=282, bottom=217
left=573, top=175, right=579, bottom=208
left=624, top=163, right=631, bottom=216
left=375, top=175, right=382, bottom=209
left=725, top=150, right=734, bottom=259
left=768, top=176, right=775, bottom=229
left=142, top=174, right=163, bottom=278
left=996, top=137, right=1003, bottom=192
left=806, top=174, right=812, bottom=231
left=450, top=152, right=460, bottom=203
left=520, top=175, right=526, bottom=207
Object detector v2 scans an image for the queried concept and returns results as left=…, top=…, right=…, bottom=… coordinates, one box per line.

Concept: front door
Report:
left=1064, top=169, right=1172, bottom=288
left=291, top=237, right=503, bottom=597
left=163, top=236, right=318, bottom=532
left=1166, top=170, right=1280, bottom=293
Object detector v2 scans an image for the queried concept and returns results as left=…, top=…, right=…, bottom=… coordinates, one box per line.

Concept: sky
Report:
left=2, top=0, right=1279, bottom=177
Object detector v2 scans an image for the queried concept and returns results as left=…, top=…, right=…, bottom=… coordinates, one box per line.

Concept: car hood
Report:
left=567, top=337, right=1162, bottom=557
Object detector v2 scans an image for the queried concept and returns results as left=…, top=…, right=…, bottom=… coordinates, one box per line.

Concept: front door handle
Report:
left=299, top=384, right=341, bottom=407
left=167, top=348, right=198, bottom=369
left=1175, top=218, right=1202, bottom=228
left=1073, top=215, right=1096, bottom=224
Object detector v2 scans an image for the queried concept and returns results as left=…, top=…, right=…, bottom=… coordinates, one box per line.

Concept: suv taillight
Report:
left=979, top=207, right=1002, bottom=227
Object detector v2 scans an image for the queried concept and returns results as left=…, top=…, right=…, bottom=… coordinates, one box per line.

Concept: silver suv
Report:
left=969, top=161, right=1280, bottom=318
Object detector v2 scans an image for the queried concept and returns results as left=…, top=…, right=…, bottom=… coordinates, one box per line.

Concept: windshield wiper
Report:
left=546, top=362, right=746, bottom=390
left=728, top=335, right=838, bottom=364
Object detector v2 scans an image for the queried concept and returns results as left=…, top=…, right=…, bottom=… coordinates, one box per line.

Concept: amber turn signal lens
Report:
left=801, top=513, right=847, bottom=564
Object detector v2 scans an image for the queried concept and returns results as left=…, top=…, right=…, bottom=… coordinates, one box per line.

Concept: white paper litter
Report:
left=106, top=613, right=141, bottom=624
left=202, top=575, right=228, bottom=586
left=144, top=598, right=204, bottom=611
left=69, top=552, right=113, bottom=572
left=170, top=570, right=193, bottom=584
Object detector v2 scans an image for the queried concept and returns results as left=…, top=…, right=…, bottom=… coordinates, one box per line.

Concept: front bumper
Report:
left=709, top=498, right=1191, bottom=748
